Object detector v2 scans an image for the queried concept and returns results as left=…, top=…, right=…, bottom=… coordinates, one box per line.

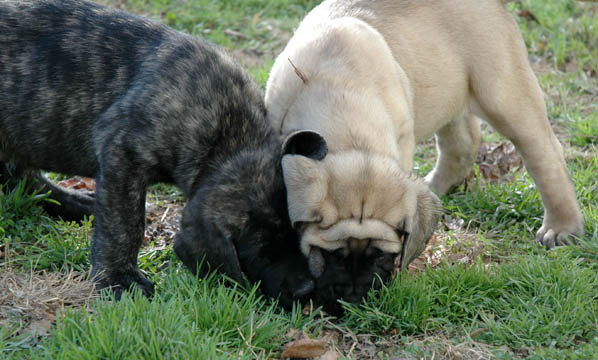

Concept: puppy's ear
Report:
left=174, top=220, right=246, bottom=285
left=282, top=130, right=328, bottom=160
left=400, top=186, right=443, bottom=270
left=280, top=130, right=329, bottom=228
left=281, top=155, right=329, bottom=227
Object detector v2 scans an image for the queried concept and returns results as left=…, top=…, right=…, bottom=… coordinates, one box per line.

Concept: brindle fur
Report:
left=0, top=0, right=316, bottom=308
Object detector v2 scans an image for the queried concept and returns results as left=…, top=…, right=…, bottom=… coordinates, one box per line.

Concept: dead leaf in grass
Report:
left=57, top=176, right=96, bottom=191
left=281, top=331, right=329, bottom=359
left=470, top=142, right=523, bottom=185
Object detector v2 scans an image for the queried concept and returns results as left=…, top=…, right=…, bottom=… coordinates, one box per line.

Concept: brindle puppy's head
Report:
left=174, top=131, right=328, bottom=309
left=282, top=134, right=442, bottom=315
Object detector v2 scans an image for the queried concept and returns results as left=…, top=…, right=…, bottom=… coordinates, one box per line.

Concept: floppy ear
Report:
left=399, top=186, right=443, bottom=270
left=174, top=217, right=246, bottom=285
left=281, top=130, right=329, bottom=228
left=282, top=130, right=328, bottom=160
left=281, top=155, right=329, bottom=228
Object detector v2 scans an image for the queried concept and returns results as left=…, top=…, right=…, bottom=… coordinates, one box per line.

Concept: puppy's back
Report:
left=0, top=0, right=270, bottom=184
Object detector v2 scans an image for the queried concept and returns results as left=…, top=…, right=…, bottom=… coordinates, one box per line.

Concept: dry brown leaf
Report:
left=281, top=331, right=328, bottom=359
left=57, top=176, right=96, bottom=191
left=472, top=142, right=523, bottom=185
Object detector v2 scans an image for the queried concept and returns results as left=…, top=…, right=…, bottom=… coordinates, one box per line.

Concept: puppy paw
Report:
left=535, top=219, right=584, bottom=249
left=93, top=269, right=155, bottom=300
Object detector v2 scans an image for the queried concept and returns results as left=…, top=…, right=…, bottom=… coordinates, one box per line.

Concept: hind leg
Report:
left=425, top=113, right=482, bottom=195
left=470, top=21, right=584, bottom=247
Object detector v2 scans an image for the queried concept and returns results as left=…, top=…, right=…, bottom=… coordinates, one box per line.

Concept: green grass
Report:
left=0, top=180, right=92, bottom=272
left=510, top=0, right=598, bottom=72
left=343, top=255, right=598, bottom=348
left=2, top=0, right=598, bottom=358
left=4, top=268, right=325, bottom=359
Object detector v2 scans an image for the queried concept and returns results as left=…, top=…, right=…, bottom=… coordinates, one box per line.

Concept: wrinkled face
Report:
left=282, top=150, right=442, bottom=314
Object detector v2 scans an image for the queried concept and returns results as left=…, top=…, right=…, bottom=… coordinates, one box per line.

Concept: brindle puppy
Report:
left=0, top=0, right=322, bottom=308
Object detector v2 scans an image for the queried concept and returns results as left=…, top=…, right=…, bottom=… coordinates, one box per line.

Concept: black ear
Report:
left=174, top=220, right=246, bottom=285
left=282, top=130, right=328, bottom=160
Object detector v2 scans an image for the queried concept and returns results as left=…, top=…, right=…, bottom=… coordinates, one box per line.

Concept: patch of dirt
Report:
left=144, top=197, right=183, bottom=246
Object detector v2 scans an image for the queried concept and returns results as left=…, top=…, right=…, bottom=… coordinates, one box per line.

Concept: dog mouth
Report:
left=307, top=241, right=398, bottom=315
left=296, top=218, right=407, bottom=315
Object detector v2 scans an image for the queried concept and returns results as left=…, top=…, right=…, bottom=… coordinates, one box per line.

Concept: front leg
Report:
left=90, top=153, right=154, bottom=299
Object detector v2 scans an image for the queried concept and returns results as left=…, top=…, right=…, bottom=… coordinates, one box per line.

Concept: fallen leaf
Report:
left=281, top=331, right=328, bottom=359
left=472, top=142, right=523, bottom=185
left=57, top=176, right=96, bottom=191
